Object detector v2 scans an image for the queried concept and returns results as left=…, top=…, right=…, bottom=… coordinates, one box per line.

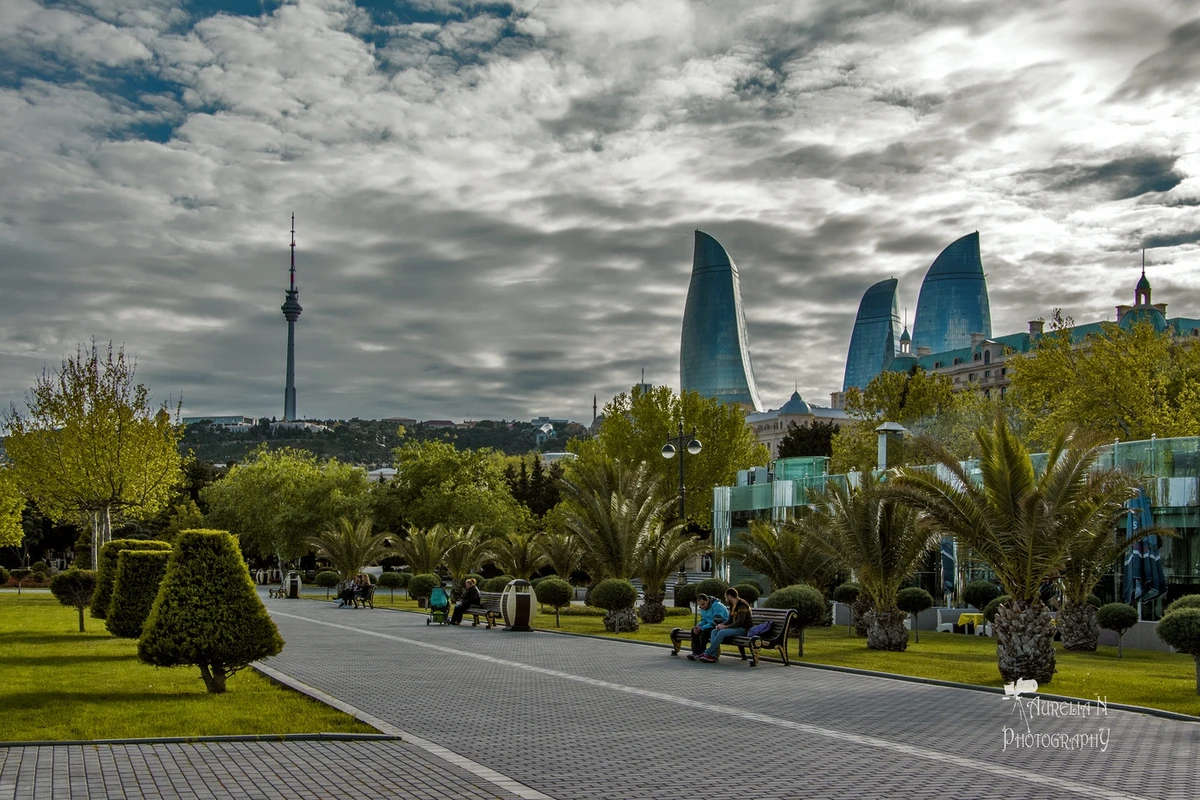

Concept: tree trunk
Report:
left=198, top=662, right=228, bottom=694
left=639, top=592, right=666, bottom=624
left=604, top=607, right=639, bottom=633
left=91, top=511, right=100, bottom=572
left=797, top=627, right=805, bottom=657
left=852, top=597, right=871, bottom=637
left=77, top=605, right=86, bottom=633
left=994, top=598, right=1056, bottom=684
left=865, top=607, right=909, bottom=651
left=1194, top=656, right=1199, bottom=695
left=1058, top=599, right=1099, bottom=652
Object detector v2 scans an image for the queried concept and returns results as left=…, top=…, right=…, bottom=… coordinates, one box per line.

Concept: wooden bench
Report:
left=465, top=591, right=504, bottom=628
left=354, top=584, right=377, bottom=609
left=668, top=607, right=797, bottom=667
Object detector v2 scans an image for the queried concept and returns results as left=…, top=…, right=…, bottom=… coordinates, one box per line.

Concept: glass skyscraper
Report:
left=911, top=231, right=991, bottom=354
left=680, top=230, right=762, bottom=411
left=842, top=278, right=901, bottom=391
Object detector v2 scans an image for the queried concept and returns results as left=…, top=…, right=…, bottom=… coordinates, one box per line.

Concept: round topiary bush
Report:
left=49, top=568, right=97, bottom=632
left=11, top=568, right=32, bottom=594
left=106, top=550, right=171, bottom=639
left=31, top=561, right=49, bottom=576
left=1096, top=602, right=1140, bottom=658
left=397, top=572, right=413, bottom=589
left=91, top=538, right=172, bottom=620
left=694, top=577, right=729, bottom=602
left=983, top=595, right=1011, bottom=624
left=482, top=575, right=515, bottom=593
left=964, top=580, right=1002, bottom=610
left=1166, top=594, right=1200, bottom=614
left=138, top=529, right=283, bottom=693
left=765, top=584, right=826, bottom=656
left=407, top=573, right=440, bottom=607
left=377, top=571, right=404, bottom=600
left=896, top=587, right=934, bottom=644
left=314, top=570, right=340, bottom=598
left=1086, top=594, right=1102, bottom=608
left=0, top=567, right=9, bottom=586
left=832, top=582, right=861, bottom=633
left=536, top=577, right=573, bottom=627
left=1157, top=608, right=1200, bottom=694
left=733, top=583, right=761, bottom=604
left=674, top=583, right=699, bottom=609
left=590, top=578, right=639, bottom=632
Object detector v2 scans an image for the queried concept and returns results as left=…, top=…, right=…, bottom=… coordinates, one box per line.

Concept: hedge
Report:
left=107, top=550, right=171, bottom=639
left=91, top=538, right=171, bottom=620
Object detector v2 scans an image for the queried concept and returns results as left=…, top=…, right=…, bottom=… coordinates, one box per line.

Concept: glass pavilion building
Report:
left=842, top=278, right=901, bottom=392
left=910, top=231, right=992, bottom=355
left=680, top=230, right=763, bottom=411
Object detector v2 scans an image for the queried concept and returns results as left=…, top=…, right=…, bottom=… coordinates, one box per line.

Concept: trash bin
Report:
left=501, top=579, right=536, bottom=631
left=286, top=570, right=302, bottom=599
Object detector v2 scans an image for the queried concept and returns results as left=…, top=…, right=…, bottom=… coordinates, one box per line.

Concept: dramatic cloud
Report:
left=0, top=0, right=1198, bottom=424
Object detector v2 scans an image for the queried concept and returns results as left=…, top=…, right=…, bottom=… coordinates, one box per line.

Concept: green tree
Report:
left=535, top=577, right=573, bottom=627
left=441, top=525, right=493, bottom=594
left=724, top=519, right=838, bottom=596
left=201, top=446, right=370, bottom=562
left=3, top=342, right=183, bottom=566
left=538, top=530, right=585, bottom=582
left=392, top=526, right=451, bottom=576
left=489, top=531, right=546, bottom=580
left=890, top=415, right=1140, bottom=684
left=1009, top=312, right=1200, bottom=448
left=390, top=440, right=531, bottom=537
left=573, top=385, right=768, bottom=529
left=896, top=587, right=933, bottom=644
left=795, top=474, right=935, bottom=651
left=0, top=469, right=26, bottom=548
left=777, top=419, right=840, bottom=459
left=106, top=550, right=171, bottom=638
left=138, top=529, right=283, bottom=694
left=161, top=499, right=206, bottom=543
left=307, top=517, right=393, bottom=581
left=49, top=568, right=97, bottom=632
left=636, top=520, right=710, bottom=623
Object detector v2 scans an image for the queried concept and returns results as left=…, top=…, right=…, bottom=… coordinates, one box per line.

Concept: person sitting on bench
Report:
left=451, top=577, right=481, bottom=625
left=686, top=593, right=728, bottom=661
left=699, top=588, right=752, bottom=663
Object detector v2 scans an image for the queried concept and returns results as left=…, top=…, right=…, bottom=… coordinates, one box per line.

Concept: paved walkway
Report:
left=4, top=601, right=1199, bottom=799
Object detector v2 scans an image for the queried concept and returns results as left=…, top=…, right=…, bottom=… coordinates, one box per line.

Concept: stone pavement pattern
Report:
left=260, top=604, right=1200, bottom=800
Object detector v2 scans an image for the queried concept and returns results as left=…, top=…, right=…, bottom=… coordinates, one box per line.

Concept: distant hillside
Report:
left=178, top=417, right=590, bottom=465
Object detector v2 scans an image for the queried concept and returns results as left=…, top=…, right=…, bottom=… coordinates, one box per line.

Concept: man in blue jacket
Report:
left=687, top=593, right=729, bottom=661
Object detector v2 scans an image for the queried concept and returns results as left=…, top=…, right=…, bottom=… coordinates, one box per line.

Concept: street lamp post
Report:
left=661, top=421, right=702, bottom=525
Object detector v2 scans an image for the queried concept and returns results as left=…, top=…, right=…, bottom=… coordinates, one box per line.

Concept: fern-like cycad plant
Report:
left=725, top=518, right=838, bottom=596
left=307, top=517, right=393, bottom=581
left=393, top=525, right=450, bottom=576
left=490, top=530, right=546, bottom=580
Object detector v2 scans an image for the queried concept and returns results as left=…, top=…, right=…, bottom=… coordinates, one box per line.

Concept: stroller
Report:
left=427, top=585, right=451, bottom=625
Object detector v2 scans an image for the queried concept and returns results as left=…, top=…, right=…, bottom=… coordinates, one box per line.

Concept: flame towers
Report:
left=680, top=230, right=762, bottom=411
left=281, top=214, right=302, bottom=421
left=842, top=278, right=901, bottom=392
left=911, top=231, right=991, bottom=354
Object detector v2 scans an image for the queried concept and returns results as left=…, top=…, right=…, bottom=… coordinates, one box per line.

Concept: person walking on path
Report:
left=451, top=578, right=481, bottom=625
left=699, top=589, right=751, bottom=662
left=687, top=593, right=729, bottom=661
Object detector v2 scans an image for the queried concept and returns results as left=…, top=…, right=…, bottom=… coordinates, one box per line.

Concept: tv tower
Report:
left=281, top=213, right=302, bottom=421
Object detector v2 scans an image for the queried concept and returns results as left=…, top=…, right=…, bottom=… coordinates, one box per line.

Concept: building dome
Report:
left=1118, top=305, right=1168, bottom=333
left=779, top=391, right=811, bottom=416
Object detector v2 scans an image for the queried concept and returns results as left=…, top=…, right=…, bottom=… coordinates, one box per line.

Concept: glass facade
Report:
left=680, top=230, right=762, bottom=410
left=842, top=278, right=900, bottom=391
left=911, top=232, right=992, bottom=354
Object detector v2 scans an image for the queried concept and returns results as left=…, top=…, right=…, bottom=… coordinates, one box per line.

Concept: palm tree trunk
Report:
left=865, top=607, right=909, bottom=651
left=852, top=597, right=871, bottom=637
left=604, top=607, right=639, bottom=633
left=1058, top=599, right=1099, bottom=652
left=994, top=599, right=1056, bottom=684
left=639, top=592, right=666, bottom=624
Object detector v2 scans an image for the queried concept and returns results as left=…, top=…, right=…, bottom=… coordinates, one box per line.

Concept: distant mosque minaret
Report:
left=281, top=213, right=303, bottom=421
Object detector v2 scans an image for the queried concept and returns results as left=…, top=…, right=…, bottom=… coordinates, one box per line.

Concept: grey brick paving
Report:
left=260, top=603, right=1200, bottom=800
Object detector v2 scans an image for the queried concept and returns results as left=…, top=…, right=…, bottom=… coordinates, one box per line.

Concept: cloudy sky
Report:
left=2, top=0, right=1199, bottom=423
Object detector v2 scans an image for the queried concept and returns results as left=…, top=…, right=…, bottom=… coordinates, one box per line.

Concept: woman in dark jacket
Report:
left=451, top=577, right=481, bottom=625
left=698, top=590, right=752, bottom=662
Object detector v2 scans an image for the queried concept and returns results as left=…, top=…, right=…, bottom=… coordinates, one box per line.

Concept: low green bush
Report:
left=1086, top=594, right=1102, bottom=608
left=482, top=575, right=515, bottom=593
left=50, top=568, right=97, bottom=632
left=91, top=539, right=171, bottom=620
left=590, top=579, right=637, bottom=611
left=534, top=577, right=573, bottom=627
left=377, top=572, right=404, bottom=600
left=0, top=567, right=9, bottom=585
left=983, top=595, right=1011, bottom=624
left=733, top=583, right=761, bottom=604
left=31, top=561, right=49, bottom=576
left=897, top=587, right=934, bottom=643
left=1166, top=594, right=1200, bottom=614
left=558, top=605, right=605, bottom=617
left=1157, top=608, right=1200, bottom=692
left=694, top=578, right=729, bottom=601
left=664, top=606, right=690, bottom=617
left=407, top=573, right=440, bottom=606
left=674, top=583, right=698, bottom=608
left=765, top=584, right=826, bottom=656
left=1097, top=603, right=1140, bottom=658
left=832, top=582, right=860, bottom=605
left=314, top=571, right=340, bottom=598
left=107, top=550, right=171, bottom=639
left=964, top=580, right=1002, bottom=610
left=397, top=572, right=413, bottom=588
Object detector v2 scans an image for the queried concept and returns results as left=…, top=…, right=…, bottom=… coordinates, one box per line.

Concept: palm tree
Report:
left=890, top=415, right=1130, bottom=683
left=726, top=518, right=839, bottom=596
left=393, top=525, right=450, bottom=576
left=442, top=524, right=492, bottom=597
left=637, top=521, right=710, bottom=623
left=538, top=531, right=584, bottom=582
left=1057, top=489, right=1171, bottom=651
left=795, top=474, right=936, bottom=651
left=490, top=531, right=547, bottom=580
left=307, top=517, right=393, bottom=581
left=558, top=457, right=667, bottom=582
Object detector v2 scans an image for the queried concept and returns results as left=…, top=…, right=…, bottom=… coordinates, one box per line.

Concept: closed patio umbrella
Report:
left=1123, top=488, right=1165, bottom=610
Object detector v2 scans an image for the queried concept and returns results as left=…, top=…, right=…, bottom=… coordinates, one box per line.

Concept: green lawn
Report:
left=0, top=595, right=375, bottom=741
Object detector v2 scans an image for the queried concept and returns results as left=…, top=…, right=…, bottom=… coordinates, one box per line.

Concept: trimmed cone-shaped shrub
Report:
left=591, top=578, right=639, bottom=632
left=1157, top=608, right=1200, bottom=694
left=107, top=550, right=171, bottom=638
left=766, top=584, right=826, bottom=657
left=733, top=583, right=761, bottom=604
left=407, top=573, right=440, bottom=608
left=896, top=587, right=934, bottom=645
left=964, top=580, right=1002, bottom=610
left=91, top=538, right=171, bottom=620
left=1166, top=595, right=1200, bottom=614
left=1097, top=602, right=1139, bottom=658
left=50, top=569, right=97, bottom=632
left=138, top=529, right=283, bottom=694
left=536, top=577, right=573, bottom=627
left=482, top=575, right=515, bottom=593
